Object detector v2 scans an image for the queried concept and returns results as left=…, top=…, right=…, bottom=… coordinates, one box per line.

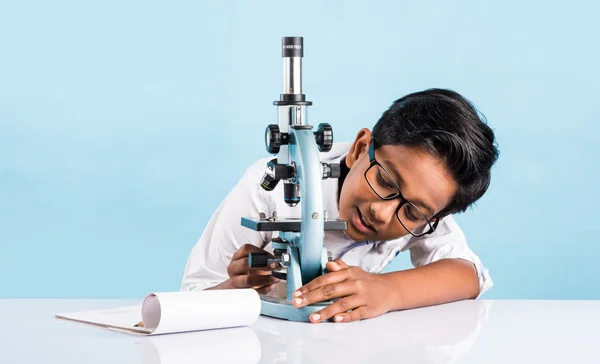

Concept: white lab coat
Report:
left=181, top=142, right=493, bottom=297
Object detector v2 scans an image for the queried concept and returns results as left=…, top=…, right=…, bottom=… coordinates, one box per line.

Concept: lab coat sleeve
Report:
left=404, top=215, right=493, bottom=297
left=180, top=158, right=274, bottom=291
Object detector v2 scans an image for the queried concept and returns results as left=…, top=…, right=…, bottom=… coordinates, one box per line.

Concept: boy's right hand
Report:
left=226, top=244, right=280, bottom=294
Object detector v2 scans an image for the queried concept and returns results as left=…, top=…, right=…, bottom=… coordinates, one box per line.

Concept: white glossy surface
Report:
left=1, top=299, right=598, bottom=363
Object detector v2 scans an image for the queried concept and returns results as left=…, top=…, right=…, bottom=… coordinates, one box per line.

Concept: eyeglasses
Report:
left=364, top=139, right=440, bottom=237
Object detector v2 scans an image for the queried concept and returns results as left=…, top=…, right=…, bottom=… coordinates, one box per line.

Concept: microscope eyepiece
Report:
left=282, top=37, right=303, bottom=58
left=276, top=37, right=311, bottom=105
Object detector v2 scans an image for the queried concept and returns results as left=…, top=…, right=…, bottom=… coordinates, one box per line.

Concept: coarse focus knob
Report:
left=315, top=123, right=333, bottom=152
left=248, top=252, right=269, bottom=269
left=265, top=125, right=281, bottom=154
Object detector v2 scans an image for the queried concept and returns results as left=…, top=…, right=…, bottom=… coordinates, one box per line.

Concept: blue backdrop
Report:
left=1, top=0, right=598, bottom=299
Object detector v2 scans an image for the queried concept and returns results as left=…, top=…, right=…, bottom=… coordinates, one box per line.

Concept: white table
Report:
left=0, top=299, right=598, bottom=363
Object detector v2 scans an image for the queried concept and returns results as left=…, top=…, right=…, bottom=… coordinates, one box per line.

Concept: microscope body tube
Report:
left=283, top=57, right=302, bottom=95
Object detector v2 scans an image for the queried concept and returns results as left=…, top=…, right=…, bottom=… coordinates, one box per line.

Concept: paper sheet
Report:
left=55, top=289, right=261, bottom=335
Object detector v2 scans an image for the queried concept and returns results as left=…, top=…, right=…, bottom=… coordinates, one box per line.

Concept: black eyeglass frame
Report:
left=364, top=138, right=440, bottom=237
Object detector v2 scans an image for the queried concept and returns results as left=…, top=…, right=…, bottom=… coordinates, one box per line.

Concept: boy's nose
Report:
left=370, top=199, right=400, bottom=225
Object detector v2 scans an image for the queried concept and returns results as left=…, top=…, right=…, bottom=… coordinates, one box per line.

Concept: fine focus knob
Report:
left=322, top=163, right=341, bottom=179
left=265, top=125, right=281, bottom=154
left=315, top=123, right=333, bottom=152
left=329, top=163, right=341, bottom=178
left=248, top=252, right=269, bottom=269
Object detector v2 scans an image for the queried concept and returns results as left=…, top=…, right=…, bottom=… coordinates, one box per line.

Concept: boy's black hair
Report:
left=371, top=88, right=499, bottom=216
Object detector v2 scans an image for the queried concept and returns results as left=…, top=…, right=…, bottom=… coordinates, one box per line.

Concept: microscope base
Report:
left=258, top=294, right=333, bottom=322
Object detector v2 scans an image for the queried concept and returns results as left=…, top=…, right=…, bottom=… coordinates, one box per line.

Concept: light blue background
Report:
left=1, top=0, right=598, bottom=299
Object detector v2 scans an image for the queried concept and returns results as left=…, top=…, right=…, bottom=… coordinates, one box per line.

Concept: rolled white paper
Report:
left=141, top=290, right=262, bottom=335
left=55, top=289, right=262, bottom=336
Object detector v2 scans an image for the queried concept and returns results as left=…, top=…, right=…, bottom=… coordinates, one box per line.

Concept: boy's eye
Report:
left=376, top=170, right=395, bottom=190
left=403, top=204, right=424, bottom=222
left=406, top=209, right=418, bottom=222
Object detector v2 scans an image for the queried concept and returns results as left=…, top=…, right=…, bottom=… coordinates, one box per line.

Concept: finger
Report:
left=249, top=267, right=278, bottom=275
left=326, top=259, right=349, bottom=272
left=231, top=244, right=262, bottom=261
left=228, top=257, right=251, bottom=276
left=294, top=270, right=348, bottom=297
left=231, top=244, right=273, bottom=261
left=293, top=280, right=358, bottom=307
left=307, top=296, right=362, bottom=323
left=333, top=306, right=369, bottom=323
left=256, top=284, right=275, bottom=294
left=326, top=261, right=343, bottom=272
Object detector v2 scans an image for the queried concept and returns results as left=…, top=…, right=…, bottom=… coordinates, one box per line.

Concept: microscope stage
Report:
left=241, top=217, right=347, bottom=232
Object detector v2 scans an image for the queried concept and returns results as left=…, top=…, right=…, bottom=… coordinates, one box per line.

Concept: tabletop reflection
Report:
left=252, top=300, right=491, bottom=364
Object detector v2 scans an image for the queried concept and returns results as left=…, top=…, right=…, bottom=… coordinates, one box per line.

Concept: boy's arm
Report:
left=405, top=215, right=492, bottom=297
left=383, top=258, right=479, bottom=310
left=292, top=216, right=490, bottom=323
left=180, top=158, right=274, bottom=291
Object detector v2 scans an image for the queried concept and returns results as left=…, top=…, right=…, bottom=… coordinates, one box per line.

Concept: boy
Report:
left=181, top=88, right=499, bottom=323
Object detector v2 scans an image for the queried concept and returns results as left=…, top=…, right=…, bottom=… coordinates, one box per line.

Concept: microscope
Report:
left=241, top=37, right=348, bottom=322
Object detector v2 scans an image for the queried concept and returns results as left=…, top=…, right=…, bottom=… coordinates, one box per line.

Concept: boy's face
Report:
left=338, top=129, right=457, bottom=241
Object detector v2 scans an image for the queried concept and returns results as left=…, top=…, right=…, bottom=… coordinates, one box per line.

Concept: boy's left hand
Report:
left=292, top=259, right=392, bottom=323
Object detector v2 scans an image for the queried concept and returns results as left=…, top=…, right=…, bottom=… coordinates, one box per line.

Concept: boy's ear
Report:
left=345, top=128, right=373, bottom=168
